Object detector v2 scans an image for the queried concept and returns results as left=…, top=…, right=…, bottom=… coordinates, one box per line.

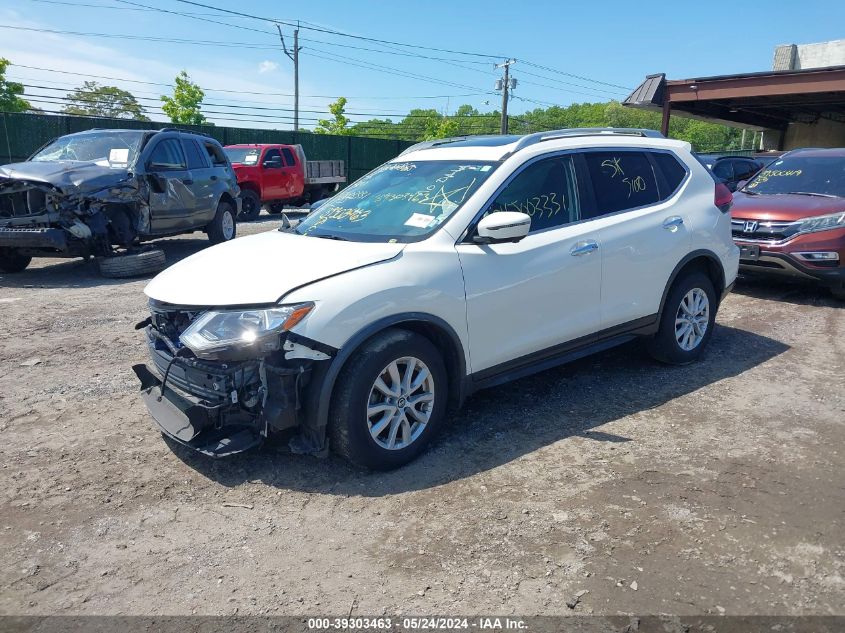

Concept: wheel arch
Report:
left=304, top=313, right=468, bottom=448
left=658, top=249, right=726, bottom=317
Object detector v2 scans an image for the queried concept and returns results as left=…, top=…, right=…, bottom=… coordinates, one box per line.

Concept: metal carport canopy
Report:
left=623, top=66, right=845, bottom=139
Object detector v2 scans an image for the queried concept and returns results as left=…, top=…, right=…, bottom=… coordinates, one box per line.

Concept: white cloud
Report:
left=258, top=60, right=278, bottom=74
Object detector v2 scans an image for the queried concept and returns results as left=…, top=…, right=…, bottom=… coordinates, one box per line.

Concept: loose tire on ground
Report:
left=0, top=249, right=32, bottom=273
left=98, top=249, right=166, bottom=278
left=329, top=328, right=448, bottom=470
left=647, top=271, right=717, bottom=365
left=206, top=200, right=237, bottom=244
left=238, top=189, right=262, bottom=222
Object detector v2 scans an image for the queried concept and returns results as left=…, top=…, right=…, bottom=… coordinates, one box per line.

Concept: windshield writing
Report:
left=744, top=156, right=845, bottom=197
left=296, top=160, right=495, bottom=242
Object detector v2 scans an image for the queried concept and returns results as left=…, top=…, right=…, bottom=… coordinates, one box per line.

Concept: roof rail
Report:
left=504, top=127, right=664, bottom=158
left=398, top=135, right=504, bottom=157
left=158, top=127, right=215, bottom=139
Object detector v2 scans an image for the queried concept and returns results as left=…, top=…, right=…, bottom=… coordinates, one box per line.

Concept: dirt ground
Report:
left=0, top=215, right=843, bottom=617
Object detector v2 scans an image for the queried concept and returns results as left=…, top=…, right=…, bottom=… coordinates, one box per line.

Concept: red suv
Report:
left=730, top=148, right=845, bottom=300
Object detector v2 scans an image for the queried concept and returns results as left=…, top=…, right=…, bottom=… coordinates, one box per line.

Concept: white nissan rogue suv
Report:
left=134, top=128, right=739, bottom=469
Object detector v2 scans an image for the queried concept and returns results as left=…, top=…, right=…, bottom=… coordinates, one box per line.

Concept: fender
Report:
left=299, top=312, right=468, bottom=453
left=658, top=248, right=727, bottom=317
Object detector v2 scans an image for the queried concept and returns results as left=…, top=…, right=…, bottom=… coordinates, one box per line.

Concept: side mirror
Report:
left=263, top=157, right=283, bottom=169
left=474, top=212, right=531, bottom=244
left=735, top=179, right=748, bottom=191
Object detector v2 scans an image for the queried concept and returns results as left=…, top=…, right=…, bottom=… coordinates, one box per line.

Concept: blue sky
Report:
left=2, top=0, right=844, bottom=130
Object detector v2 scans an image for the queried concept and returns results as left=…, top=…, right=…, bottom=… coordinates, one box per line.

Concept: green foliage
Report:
left=348, top=98, right=744, bottom=152
left=314, top=97, right=352, bottom=135
left=0, top=58, right=31, bottom=113
left=63, top=81, right=149, bottom=120
left=161, top=71, right=206, bottom=125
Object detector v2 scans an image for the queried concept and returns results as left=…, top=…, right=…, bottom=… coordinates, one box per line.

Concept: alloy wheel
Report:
left=366, top=356, right=434, bottom=450
left=222, top=210, right=235, bottom=240
left=675, top=288, right=710, bottom=351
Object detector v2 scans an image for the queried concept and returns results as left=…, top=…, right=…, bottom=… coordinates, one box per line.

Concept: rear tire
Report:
left=98, top=249, right=166, bottom=278
left=0, top=249, right=32, bottom=273
left=647, top=271, right=717, bottom=365
left=238, top=190, right=261, bottom=222
left=329, top=329, right=448, bottom=470
left=267, top=202, right=284, bottom=215
left=206, top=200, right=237, bottom=245
left=831, top=284, right=845, bottom=301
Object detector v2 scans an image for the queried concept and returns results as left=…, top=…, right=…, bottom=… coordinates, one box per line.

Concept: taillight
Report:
left=715, top=182, right=732, bottom=212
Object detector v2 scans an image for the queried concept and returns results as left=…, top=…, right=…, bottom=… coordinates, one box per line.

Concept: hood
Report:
left=731, top=192, right=845, bottom=222
left=0, top=160, right=131, bottom=195
left=144, top=229, right=405, bottom=306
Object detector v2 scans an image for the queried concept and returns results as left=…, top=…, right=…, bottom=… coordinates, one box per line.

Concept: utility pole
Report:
left=495, top=59, right=516, bottom=134
left=277, top=22, right=303, bottom=130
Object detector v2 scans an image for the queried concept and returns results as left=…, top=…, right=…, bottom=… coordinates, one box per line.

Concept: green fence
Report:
left=0, top=112, right=414, bottom=182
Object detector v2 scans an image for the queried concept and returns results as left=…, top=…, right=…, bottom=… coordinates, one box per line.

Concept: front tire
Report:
left=329, top=329, right=448, bottom=470
left=206, top=200, right=237, bottom=245
left=0, top=249, right=32, bottom=273
left=238, top=190, right=261, bottom=222
left=647, top=271, right=717, bottom=365
left=830, top=284, right=845, bottom=301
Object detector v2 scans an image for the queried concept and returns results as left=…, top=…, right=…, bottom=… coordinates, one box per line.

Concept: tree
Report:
left=314, top=97, right=352, bottom=135
left=161, top=71, right=206, bottom=125
left=0, top=58, right=30, bottom=113
left=63, top=81, right=148, bottom=120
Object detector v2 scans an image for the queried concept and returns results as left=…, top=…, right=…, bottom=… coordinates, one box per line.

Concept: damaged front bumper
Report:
left=133, top=321, right=328, bottom=458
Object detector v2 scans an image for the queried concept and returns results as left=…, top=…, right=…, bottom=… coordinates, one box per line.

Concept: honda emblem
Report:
left=743, top=220, right=759, bottom=233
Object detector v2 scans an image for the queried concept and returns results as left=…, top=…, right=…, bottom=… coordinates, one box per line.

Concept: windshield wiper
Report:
left=782, top=191, right=841, bottom=198
left=312, top=233, right=350, bottom=241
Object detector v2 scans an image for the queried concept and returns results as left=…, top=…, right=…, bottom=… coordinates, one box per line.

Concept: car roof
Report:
left=781, top=147, right=845, bottom=158
left=397, top=129, right=690, bottom=162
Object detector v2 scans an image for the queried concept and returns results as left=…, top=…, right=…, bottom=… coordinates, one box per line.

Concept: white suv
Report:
left=134, top=128, right=739, bottom=469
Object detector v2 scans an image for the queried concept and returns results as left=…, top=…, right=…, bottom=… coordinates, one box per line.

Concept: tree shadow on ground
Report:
left=168, top=324, right=790, bottom=496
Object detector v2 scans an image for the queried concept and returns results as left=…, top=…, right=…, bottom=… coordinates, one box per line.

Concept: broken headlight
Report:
left=179, top=303, right=313, bottom=360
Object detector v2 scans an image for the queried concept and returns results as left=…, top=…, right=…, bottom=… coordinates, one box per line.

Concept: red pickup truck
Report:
left=223, top=144, right=346, bottom=221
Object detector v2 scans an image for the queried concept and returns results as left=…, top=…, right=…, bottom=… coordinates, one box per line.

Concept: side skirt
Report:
left=469, top=314, right=658, bottom=392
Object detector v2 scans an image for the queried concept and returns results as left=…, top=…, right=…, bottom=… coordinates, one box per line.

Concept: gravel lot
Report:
left=0, top=217, right=843, bottom=617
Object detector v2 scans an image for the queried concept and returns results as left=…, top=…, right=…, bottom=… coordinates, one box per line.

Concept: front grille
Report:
left=731, top=218, right=798, bottom=243
left=0, top=189, right=48, bottom=219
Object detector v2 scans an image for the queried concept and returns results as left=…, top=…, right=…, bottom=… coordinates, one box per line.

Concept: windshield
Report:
left=743, top=155, right=845, bottom=197
left=224, top=147, right=261, bottom=166
left=30, top=131, right=146, bottom=168
left=295, top=160, right=497, bottom=242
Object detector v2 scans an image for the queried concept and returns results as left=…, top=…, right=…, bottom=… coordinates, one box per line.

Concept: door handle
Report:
left=663, top=216, right=684, bottom=231
left=209, top=175, right=217, bottom=181
left=570, top=240, right=599, bottom=256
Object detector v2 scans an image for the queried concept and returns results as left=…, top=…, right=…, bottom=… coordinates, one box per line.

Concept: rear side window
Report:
left=204, top=142, right=228, bottom=166
left=281, top=148, right=296, bottom=166
left=182, top=139, right=208, bottom=169
left=583, top=151, right=659, bottom=216
left=148, top=139, right=186, bottom=170
left=486, top=156, right=579, bottom=233
left=652, top=152, right=687, bottom=193
left=711, top=160, right=732, bottom=180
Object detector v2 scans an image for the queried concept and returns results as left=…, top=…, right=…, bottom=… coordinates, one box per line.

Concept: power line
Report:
left=174, top=0, right=505, bottom=60
left=9, top=63, right=486, bottom=101
left=521, top=60, right=633, bottom=91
